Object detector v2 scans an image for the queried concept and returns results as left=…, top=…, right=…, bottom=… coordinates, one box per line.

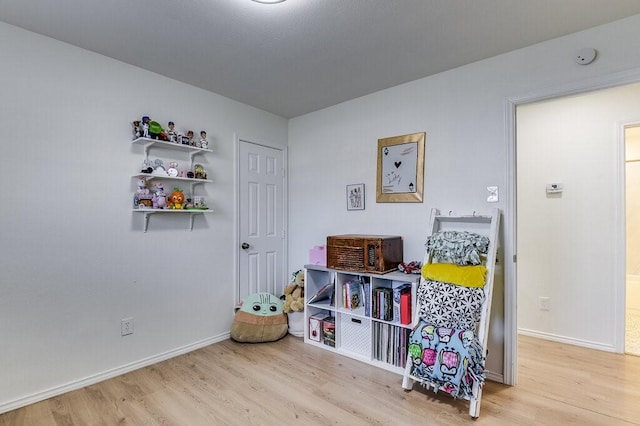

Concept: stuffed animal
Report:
left=167, top=188, right=185, bottom=209
left=151, top=182, right=167, bottom=209
left=282, top=270, right=304, bottom=313
left=230, top=293, right=288, bottom=343
left=136, top=177, right=149, bottom=195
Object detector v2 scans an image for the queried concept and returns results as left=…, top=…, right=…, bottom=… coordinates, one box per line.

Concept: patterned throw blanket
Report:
left=425, top=230, right=489, bottom=266
left=408, top=318, right=485, bottom=399
left=409, top=230, right=490, bottom=399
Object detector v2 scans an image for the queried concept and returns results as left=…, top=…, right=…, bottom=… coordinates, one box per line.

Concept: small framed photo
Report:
left=346, top=183, right=365, bottom=211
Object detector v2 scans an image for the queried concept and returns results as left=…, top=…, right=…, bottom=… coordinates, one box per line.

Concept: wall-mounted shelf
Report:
left=133, top=208, right=213, bottom=232
left=131, top=134, right=212, bottom=232
left=132, top=137, right=212, bottom=169
left=132, top=173, right=212, bottom=195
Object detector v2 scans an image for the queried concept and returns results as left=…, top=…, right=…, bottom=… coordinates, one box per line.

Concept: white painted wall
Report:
left=0, top=23, right=287, bottom=411
left=288, top=14, right=640, bottom=377
left=517, top=84, right=640, bottom=350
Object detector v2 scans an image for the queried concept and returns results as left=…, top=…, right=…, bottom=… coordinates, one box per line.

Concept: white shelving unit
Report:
left=131, top=137, right=212, bottom=232
left=304, top=265, right=420, bottom=374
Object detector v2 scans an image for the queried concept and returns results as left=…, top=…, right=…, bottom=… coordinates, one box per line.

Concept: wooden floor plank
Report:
left=1, top=335, right=640, bottom=425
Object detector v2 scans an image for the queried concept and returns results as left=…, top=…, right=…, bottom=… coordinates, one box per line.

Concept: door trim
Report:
left=618, top=120, right=640, bottom=353
left=234, top=134, right=288, bottom=306
left=505, top=67, right=640, bottom=386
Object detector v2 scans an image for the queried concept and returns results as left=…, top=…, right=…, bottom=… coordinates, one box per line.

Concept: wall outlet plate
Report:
left=121, top=317, right=134, bottom=336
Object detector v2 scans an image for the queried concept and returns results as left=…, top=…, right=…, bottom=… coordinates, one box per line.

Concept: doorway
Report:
left=514, top=83, right=640, bottom=360
left=626, top=124, right=640, bottom=356
left=236, top=138, right=287, bottom=304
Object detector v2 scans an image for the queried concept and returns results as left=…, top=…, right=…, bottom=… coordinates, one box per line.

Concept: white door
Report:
left=238, top=140, right=286, bottom=304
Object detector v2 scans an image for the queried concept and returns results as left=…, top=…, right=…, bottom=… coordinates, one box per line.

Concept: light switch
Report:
left=487, top=186, right=498, bottom=203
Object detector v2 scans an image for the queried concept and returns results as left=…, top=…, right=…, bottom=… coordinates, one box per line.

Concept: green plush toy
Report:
left=230, top=293, right=289, bottom=343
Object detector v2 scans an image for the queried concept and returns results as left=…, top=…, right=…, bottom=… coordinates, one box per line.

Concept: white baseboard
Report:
left=0, top=333, right=230, bottom=415
left=486, top=371, right=504, bottom=383
left=518, top=329, right=616, bottom=353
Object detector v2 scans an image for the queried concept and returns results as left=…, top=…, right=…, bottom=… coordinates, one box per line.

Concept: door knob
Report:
left=241, top=242, right=250, bottom=250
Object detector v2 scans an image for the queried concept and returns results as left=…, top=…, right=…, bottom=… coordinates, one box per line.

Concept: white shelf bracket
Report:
left=143, top=142, right=154, bottom=162
left=189, top=213, right=195, bottom=231
left=189, top=151, right=198, bottom=170
left=143, top=211, right=152, bottom=233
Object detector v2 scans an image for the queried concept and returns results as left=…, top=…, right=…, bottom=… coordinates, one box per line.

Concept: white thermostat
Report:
left=546, top=183, right=563, bottom=193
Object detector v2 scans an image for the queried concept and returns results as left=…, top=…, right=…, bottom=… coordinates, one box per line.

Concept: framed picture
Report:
left=376, top=132, right=425, bottom=203
left=346, top=183, right=365, bottom=210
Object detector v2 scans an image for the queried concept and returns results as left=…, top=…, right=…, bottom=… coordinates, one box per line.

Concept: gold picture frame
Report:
left=376, top=132, right=425, bottom=203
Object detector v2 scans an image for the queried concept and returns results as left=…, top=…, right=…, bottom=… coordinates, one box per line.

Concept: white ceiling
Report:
left=2, top=0, right=640, bottom=118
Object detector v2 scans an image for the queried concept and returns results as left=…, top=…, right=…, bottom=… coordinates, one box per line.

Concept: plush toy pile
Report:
left=282, top=270, right=304, bottom=313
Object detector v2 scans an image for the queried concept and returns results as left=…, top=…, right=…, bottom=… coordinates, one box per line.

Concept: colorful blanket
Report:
left=408, top=319, right=485, bottom=399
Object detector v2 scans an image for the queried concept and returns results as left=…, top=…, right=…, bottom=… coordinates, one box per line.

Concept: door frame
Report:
left=233, top=134, right=288, bottom=306
left=504, top=68, right=640, bottom=385
left=620, top=120, right=640, bottom=353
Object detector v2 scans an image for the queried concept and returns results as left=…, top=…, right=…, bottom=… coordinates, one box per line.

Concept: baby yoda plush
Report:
left=230, top=293, right=289, bottom=343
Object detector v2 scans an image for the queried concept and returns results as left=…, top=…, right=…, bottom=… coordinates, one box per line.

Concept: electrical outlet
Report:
left=539, top=297, right=550, bottom=311
left=121, top=317, right=134, bottom=336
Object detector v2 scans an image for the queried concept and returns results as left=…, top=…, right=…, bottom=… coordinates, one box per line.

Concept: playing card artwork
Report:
left=381, top=142, right=418, bottom=193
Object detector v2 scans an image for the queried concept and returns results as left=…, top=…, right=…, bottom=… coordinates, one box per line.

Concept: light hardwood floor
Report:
left=2, top=335, right=640, bottom=425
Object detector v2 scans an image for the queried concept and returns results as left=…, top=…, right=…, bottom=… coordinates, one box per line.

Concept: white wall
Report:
left=0, top=23, right=287, bottom=411
left=288, top=14, right=640, bottom=377
left=517, top=83, right=640, bottom=350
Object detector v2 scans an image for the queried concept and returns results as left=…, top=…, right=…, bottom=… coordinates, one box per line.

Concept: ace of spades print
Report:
left=382, top=142, right=418, bottom=193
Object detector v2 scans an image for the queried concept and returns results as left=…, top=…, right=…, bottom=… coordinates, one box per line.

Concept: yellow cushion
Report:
left=421, top=263, right=487, bottom=288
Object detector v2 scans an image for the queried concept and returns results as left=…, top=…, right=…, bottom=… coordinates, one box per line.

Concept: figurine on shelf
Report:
left=134, top=177, right=153, bottom=208
left=193, top=196, right=207, bottom=209
left=152, top=159, right=168, bottom=176
left=199, top=131, right=208, bottom=149
left=140, top=159, right=153, bottom=174
left=151, top=182, right=167, bottom=209
left=179, top=132, right=189, bottom=145
left=141, top=116, right=151, bottom=138
left=148, top=121, right=168, bottom=141
left=187, top=130, right=195, bottom=146
left=167, top=121, right=177, bottom=143
left=194, top=164, right=207, bottom=180
left=167, top=162, right=179, bottom=177
left=136, top=177, right=149, bottom=195
left=132, top=121, right=141, bottom=139
left=167, top=188, right=185, bottom=210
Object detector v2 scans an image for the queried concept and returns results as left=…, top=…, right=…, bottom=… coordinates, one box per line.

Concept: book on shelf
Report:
left=322, top=316, right=336, bottom=347
left=374, top=287, right=393, bottom=321
left=400, top=291, right=412, bottom=325
left=308, top=282, right=334, bottom=304
left=343, top=280, right=364, bottom=310
left=364, top=281, right=371, bottom=317
left=392, top=282, right=411, bottom=323
left=372, top=322, right=411, bottom=368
